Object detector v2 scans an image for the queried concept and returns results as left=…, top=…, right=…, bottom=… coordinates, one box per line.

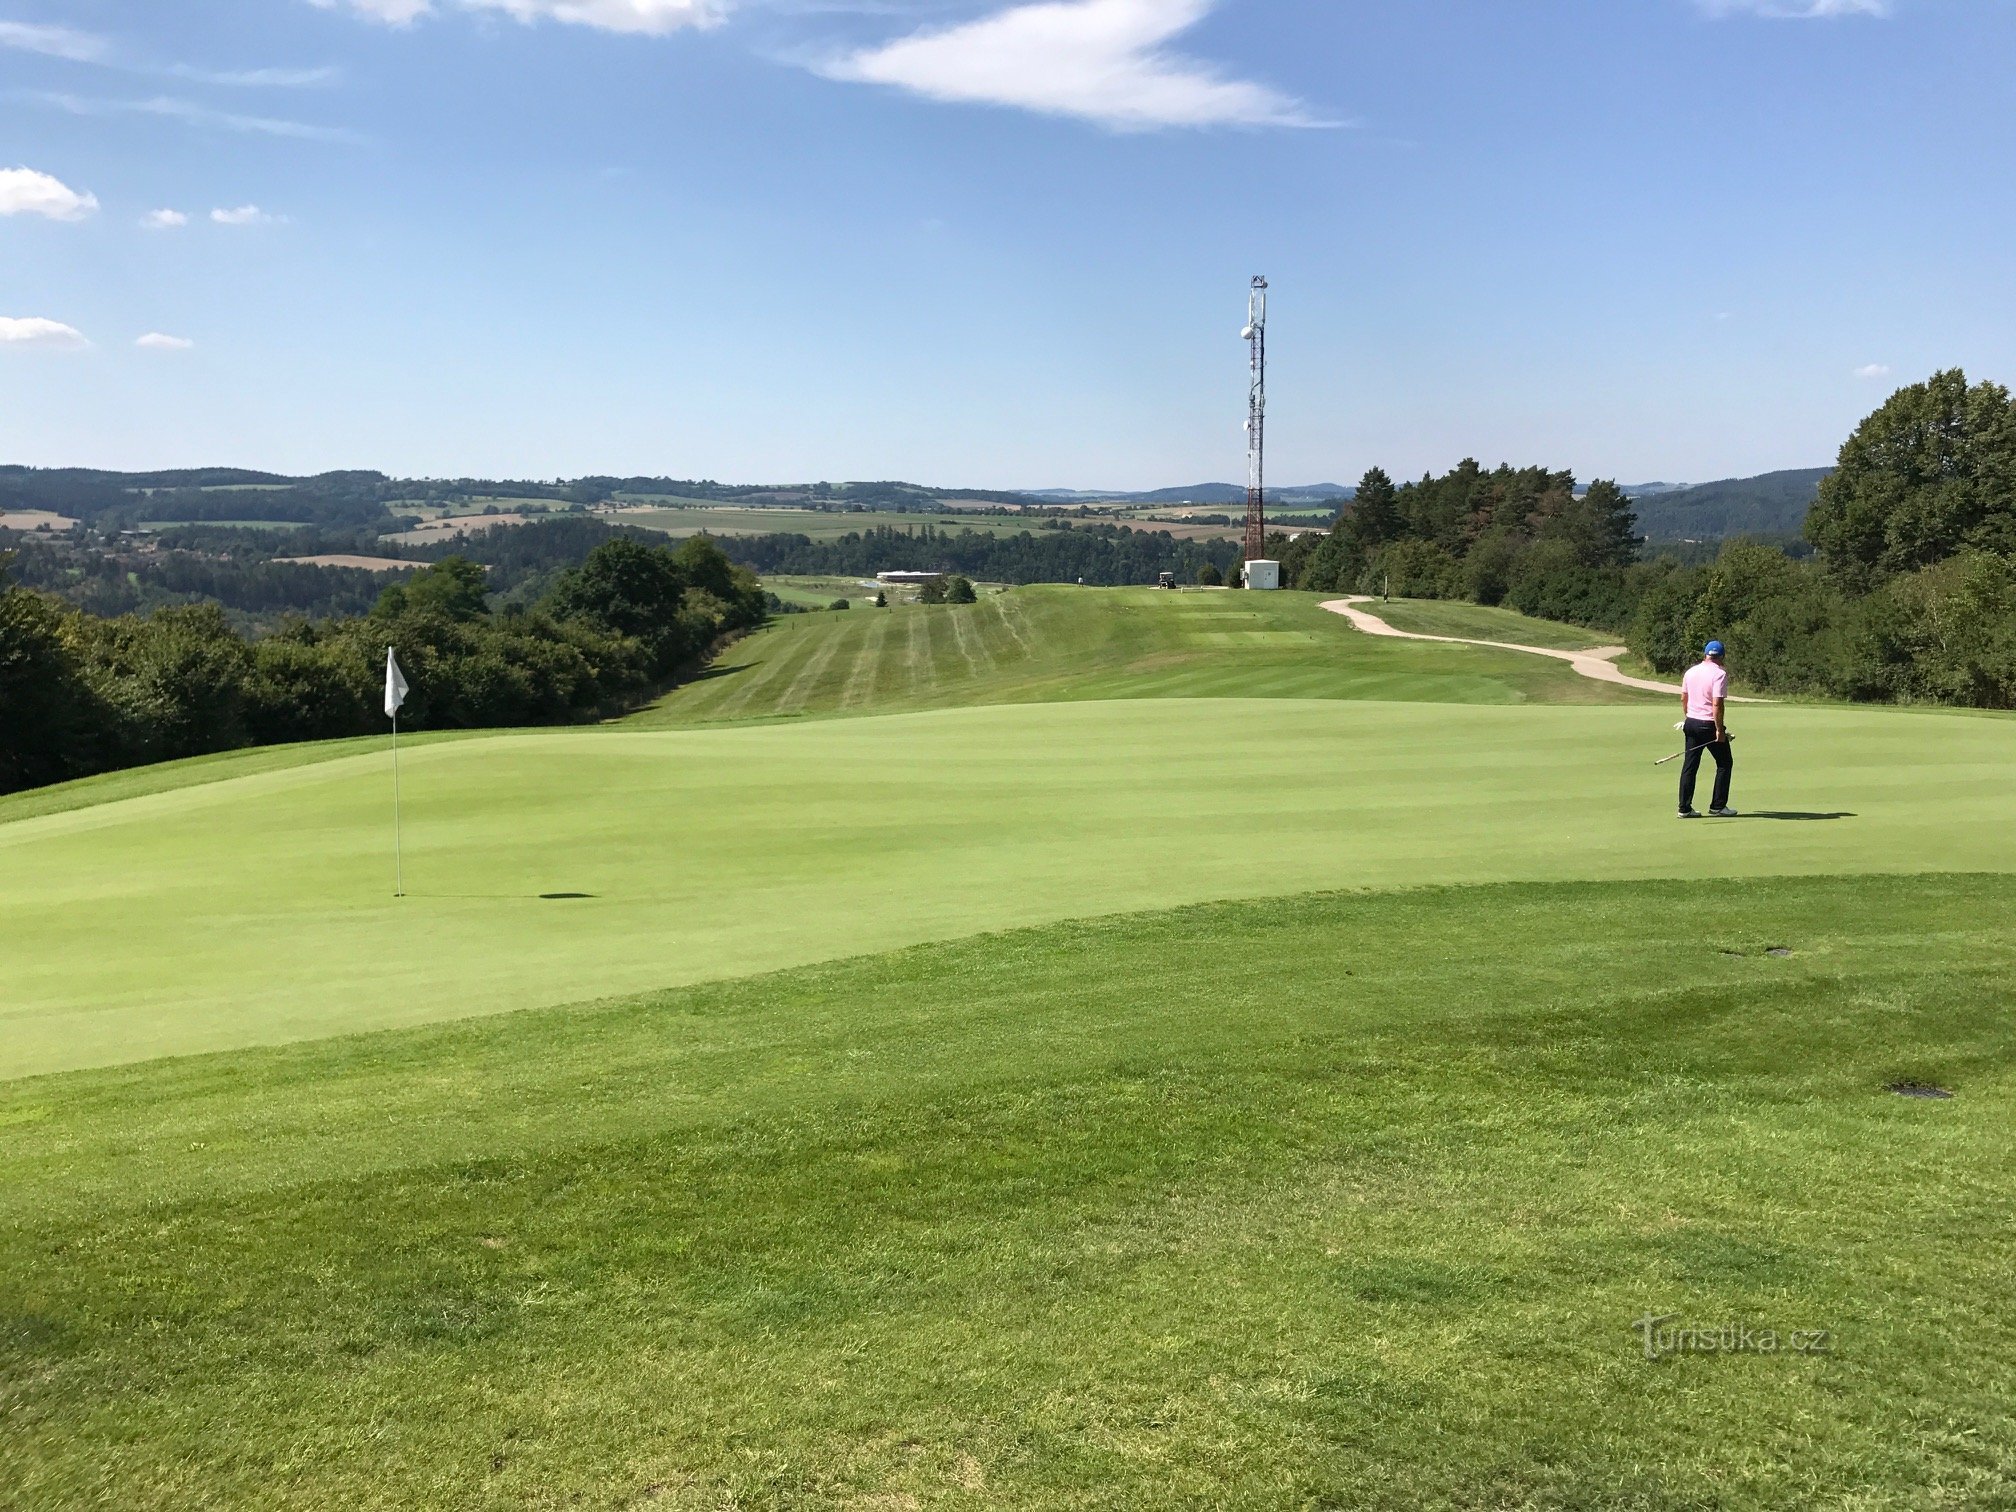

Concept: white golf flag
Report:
left=384, top=646, right=409, bottom=720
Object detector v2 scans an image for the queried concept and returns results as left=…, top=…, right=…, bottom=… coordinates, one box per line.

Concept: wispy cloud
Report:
left=0, top=316, right=88, bottom=349
left=211, top=204, right=281, bottom=225
left=142, top=208, right=189, bottom=228
left=1698, top=0, right=1889, bottom=18
left=136, top=332, right=195, bottom=350
left=166, top=63, right=343, bottom=88
left=1854, top=362, right=1892, bottom=379
left=311, top=0, right=434, bottom=21
left=0, top=17, right=336, bottom=87
left=819, top=0, right=1328, bottom=131
left=0, top=19, right=109, bottom=62
left=313, top=0, right=727, bottom=33
left=0, top=166, right=98, bottom=220
left=24, top=92, right=364, bottom=144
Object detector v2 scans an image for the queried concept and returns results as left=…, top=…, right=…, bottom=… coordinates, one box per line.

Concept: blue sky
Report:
left=3, top=0, right=2011, bottom=487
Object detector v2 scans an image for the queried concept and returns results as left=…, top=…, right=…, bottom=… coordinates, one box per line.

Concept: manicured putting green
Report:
left=5, top=697, right=2013, bottom=1078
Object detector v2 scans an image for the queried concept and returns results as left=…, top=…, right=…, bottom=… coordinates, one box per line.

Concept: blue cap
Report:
left=1704, top=640, right=1725, bottom=656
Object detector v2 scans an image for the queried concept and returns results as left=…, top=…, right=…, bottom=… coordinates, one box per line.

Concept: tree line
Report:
left=0, top=536, right=766, bottom=795
left=726, top=521, right=1241, bottom=585
left=1277, top=370, right=2016, bottom=707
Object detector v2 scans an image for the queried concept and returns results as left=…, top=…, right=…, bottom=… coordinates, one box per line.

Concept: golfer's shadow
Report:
left=1737, top=811, right=1856, bottom=822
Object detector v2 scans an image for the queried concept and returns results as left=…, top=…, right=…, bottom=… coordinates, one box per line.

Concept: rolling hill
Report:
left=1632, top=467, right=1832, bottom=540
left=631, top=587, right=1655, bottom=728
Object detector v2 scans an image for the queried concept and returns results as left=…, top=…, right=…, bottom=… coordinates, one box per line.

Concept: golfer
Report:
left=1678, top=640, right=1736, bottom=818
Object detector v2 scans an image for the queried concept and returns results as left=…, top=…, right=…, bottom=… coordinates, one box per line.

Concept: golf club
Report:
left=1655, top=729, right=1733, bottom=766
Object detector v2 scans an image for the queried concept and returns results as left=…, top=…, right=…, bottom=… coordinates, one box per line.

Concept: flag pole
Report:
left=391, top=707, right=404, bottom=898
left=385, top=643, right=408, bottom=899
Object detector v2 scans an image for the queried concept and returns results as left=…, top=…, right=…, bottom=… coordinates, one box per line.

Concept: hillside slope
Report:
left=631, top=587, right=1654, bottom=728
left=1634, top=467, right=1831, bottom=540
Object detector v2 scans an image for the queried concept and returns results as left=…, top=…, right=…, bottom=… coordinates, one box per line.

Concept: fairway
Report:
left=635, top=587, right=1659, bottom=726
left=4, top=695, right=2013, bottom=1078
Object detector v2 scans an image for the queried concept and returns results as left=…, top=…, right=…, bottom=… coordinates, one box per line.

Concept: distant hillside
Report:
left=1632, top=468, right=1831, bottom=541
left=1025, top=483, right=1352, bottom=505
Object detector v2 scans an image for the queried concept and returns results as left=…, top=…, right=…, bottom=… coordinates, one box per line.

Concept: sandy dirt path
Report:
left=1319, top=595, right=1762, bottom=700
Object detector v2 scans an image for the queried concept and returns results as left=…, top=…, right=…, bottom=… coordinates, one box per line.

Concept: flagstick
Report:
left=391, top=709, right=404, bottom=898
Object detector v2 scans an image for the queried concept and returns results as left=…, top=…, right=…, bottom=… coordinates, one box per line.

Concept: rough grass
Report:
left=5, top=874, right=2014, bottom=1508
left=632, top=587, right=1656, bottom=727
left=0, top=728, right=488, bottom=827
left=1353, top=596, right=1621, bottom=651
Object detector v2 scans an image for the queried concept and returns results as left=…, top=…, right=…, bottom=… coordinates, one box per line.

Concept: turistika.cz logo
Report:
left=1632, top=1313, right=1832, bottom=1360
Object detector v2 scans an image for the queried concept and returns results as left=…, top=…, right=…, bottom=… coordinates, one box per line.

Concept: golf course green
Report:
left=5, top=590, right=2015, bottom=1508
left=6, top=696, right=2013, bottom=1079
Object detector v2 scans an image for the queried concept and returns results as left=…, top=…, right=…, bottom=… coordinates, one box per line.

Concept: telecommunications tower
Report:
left=1241, top=275, right=1269, bottom=564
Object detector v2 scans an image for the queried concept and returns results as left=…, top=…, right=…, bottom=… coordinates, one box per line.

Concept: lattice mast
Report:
left=1242, top=276, right=1268, bottom=562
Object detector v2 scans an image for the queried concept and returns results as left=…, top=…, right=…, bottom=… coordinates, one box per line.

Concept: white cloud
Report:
left=313, top=0, right=725, bottom=32
left=136, top=332, right=195, bottom=350
left=1854, top=363, right=1892, bottom=379
left=0, top=317, right=88, bottom=349
left=0, top=19, right=108, bottom=61
left=1698, top=0, right=1888, bottom=17
left=820, top=0, right=1325, bottom=131
left=211, top=204, right=278, bottom=225
left=142, top=208, right=189, bottom=228
left=0, top=166, right=99, bottom=220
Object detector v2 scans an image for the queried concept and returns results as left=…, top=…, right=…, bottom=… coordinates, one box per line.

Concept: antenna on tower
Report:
left=1242, top=275, right=1268, bottom=566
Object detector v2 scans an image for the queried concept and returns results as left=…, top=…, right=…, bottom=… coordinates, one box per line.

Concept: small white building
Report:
left=875, top=570, right=945, bottom=585
left=1243, top=559, right=1281, bottom=591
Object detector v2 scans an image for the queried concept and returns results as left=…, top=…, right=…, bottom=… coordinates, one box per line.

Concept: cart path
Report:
left=1319, top=596, right=1767, bottom=701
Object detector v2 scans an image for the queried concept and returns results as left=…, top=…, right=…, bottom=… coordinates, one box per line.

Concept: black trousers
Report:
left=1678, top=718, right=1732, bottom=812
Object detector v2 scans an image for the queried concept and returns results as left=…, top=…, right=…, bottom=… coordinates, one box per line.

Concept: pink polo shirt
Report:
left=1682, top=660, right=1727, bottom=721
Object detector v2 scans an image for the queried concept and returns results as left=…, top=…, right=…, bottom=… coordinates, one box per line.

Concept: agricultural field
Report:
left=0, top=510, right=79, bottom=533
left=608, top=504, right=1057, bottom=541
left=6, top=589, right=2016, bottom=1508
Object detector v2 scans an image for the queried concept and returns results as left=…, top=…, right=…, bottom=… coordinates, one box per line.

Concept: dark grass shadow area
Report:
left=1739, top=811, right=1858, bottom=822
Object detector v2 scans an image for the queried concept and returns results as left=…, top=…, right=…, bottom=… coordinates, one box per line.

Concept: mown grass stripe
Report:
left=944, top=602, right=994, bottom=678
left=775, top=614, right=851, bottom=714
left=711, top=622, right=816, bottom=719
left=840, top=609, right=895, bottom=709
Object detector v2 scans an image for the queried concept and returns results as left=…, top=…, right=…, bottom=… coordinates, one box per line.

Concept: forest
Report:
left=1280, top=371, right=2016, bottom=707
left=0, top=536, right=766, bottom=795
